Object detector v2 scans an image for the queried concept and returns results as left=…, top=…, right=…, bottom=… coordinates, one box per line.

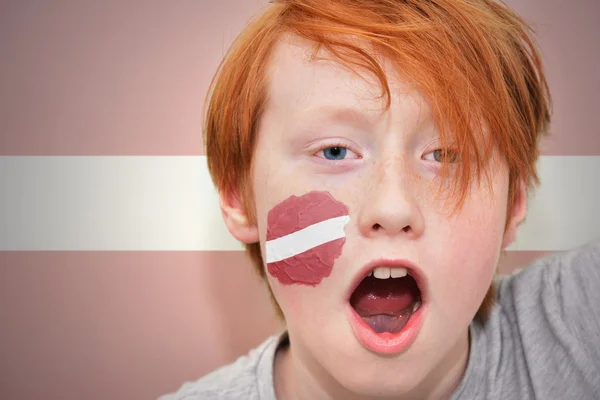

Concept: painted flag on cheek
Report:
left=265, top=191, right=350, bottom=286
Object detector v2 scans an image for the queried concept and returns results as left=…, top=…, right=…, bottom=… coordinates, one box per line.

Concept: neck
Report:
left=274, top=329, right=471, bottom=400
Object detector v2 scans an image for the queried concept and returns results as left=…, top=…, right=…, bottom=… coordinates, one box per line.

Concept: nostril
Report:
left=403, top=225, right=411, bottom=233
left=372, top=223, right=381, bottom=231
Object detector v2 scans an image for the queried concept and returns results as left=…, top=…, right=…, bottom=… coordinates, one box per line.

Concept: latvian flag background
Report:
left=1, top=2, right=599, bottom=399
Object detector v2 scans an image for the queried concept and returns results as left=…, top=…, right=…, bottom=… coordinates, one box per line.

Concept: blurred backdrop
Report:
left=1, top=0, right=599, bottom=399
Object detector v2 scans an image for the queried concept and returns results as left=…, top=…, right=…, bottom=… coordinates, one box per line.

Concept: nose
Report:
left=357, top=160, right=425, bottom=240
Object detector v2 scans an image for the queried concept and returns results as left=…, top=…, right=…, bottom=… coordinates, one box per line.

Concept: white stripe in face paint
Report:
left=265, top=215, right=351, bottom=263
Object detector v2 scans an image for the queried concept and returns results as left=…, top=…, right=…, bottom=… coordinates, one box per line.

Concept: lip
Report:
left=345, top=258, right=429, bottom=355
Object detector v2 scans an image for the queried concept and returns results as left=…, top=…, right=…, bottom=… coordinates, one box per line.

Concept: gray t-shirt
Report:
left=160, top=240, right=600, bottom=399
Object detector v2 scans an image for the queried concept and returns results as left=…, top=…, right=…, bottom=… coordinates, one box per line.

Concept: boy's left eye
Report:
left=317, top=146, right=358, bottom=161
left=423, top=148, right=460, bottom=163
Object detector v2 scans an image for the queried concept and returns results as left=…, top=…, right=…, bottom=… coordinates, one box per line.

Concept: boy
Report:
left=162, top=0, right=600, bottom=398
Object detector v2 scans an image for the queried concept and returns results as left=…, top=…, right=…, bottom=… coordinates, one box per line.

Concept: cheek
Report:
left=264, top=191, right=350, bottom=287
left=437, top=195, right=507, bottom=297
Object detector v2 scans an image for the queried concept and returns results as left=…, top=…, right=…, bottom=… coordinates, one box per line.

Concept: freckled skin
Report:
left=252, top=36, right=513, bottom=400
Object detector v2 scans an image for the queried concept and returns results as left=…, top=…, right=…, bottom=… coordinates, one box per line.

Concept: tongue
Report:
left=361, top=314, right=413, bottom=334
left=350, top=275, right=420, bottom=334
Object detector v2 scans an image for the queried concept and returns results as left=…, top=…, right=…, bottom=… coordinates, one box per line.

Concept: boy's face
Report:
left=225, top=36, right=525, bottom=397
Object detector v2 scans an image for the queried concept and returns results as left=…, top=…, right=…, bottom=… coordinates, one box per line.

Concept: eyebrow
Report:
left=294, top=105, right=377, bottom=130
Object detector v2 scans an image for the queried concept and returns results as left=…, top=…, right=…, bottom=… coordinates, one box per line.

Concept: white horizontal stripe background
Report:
left=1, top=155, right=599, bottom=251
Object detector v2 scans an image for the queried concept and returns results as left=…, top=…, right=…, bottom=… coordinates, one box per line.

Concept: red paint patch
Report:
left=266, top=191, right=349, bottom=286
left=266, top=192, right=349, bottom=241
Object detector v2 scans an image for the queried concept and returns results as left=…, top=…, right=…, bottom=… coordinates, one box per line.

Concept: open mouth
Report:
left=347, top=262, right=426, bottom=354
left=350, top=266, right=422, bottom=334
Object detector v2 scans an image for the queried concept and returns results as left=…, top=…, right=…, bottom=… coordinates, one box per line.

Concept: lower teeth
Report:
left=412, top=300, right=422, bottom=313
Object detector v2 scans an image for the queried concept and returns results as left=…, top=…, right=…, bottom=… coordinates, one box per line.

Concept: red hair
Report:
left=204, top=0, right=552, bottom=321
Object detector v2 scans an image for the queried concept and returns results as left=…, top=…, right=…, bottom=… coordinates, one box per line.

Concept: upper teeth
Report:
left=371, top=266, right=408, bottom=279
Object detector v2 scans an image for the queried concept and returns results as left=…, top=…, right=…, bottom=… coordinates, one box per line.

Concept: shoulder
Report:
left=158, top=334, right=283, bottom=400
left=496, top=239, right=600, bottom=313
left=473, top=241, right=600, bottom=398
left=499, top=239, right=600, bottom=296
left=496, top=239, right=600, bottom=362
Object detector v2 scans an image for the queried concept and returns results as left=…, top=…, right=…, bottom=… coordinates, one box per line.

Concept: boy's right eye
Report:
left=315, top=145, right=360, bottom=161
left=323, top=146, right=346, bottom=160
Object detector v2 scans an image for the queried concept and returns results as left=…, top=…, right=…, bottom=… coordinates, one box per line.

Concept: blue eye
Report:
left=322, top=146, right=347, bottom=160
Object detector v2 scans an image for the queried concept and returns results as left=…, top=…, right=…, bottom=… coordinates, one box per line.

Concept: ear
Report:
left=501, top=179, right=528, bottom=249
left=219, top=188, right=259, bottom=244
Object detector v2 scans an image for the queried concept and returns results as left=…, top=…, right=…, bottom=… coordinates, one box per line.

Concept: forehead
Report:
left=263, top=35, right=433, bottom=125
